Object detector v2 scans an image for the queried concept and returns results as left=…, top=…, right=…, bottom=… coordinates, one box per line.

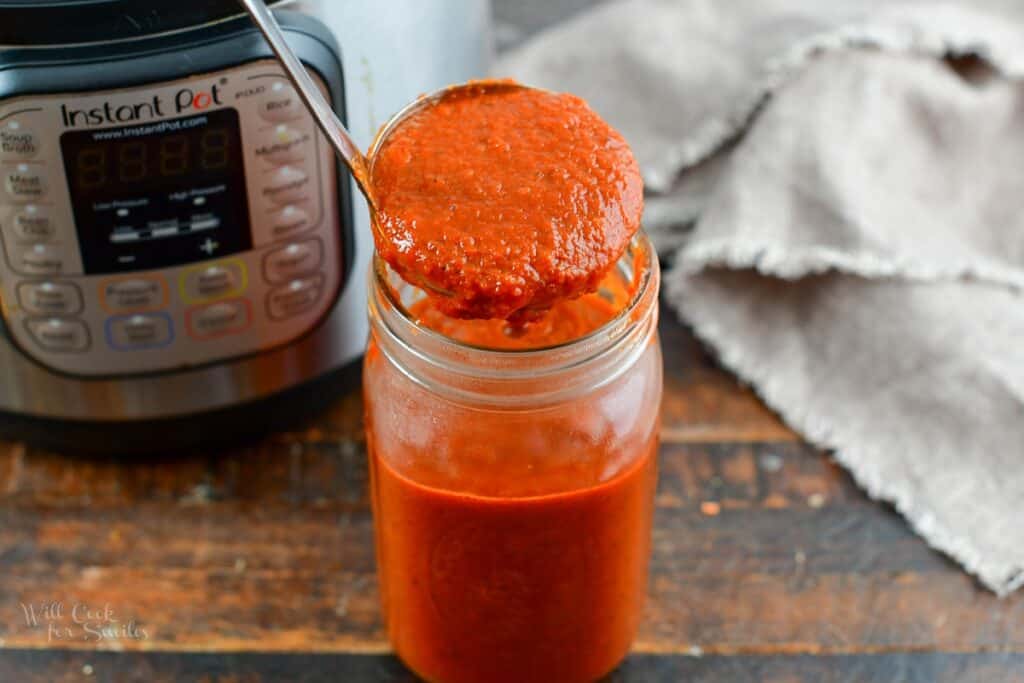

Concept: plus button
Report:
left=199, top=238, right=220, bottom=256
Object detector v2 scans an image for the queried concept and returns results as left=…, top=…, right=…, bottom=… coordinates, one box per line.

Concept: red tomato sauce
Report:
left=370, top=80, right=643, bottom=322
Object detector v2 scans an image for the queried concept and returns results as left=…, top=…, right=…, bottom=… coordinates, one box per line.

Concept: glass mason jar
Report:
left=364, top=233, right=662, bottom=683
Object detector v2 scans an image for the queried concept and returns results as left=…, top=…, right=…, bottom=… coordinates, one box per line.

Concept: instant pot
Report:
left=0, top=0, right=492, bottom=451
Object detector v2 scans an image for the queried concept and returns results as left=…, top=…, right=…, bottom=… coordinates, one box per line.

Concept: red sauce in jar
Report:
left=370, top=80, right=643, bottom=322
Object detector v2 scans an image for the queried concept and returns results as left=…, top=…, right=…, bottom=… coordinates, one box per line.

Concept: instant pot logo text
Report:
left=60, top=85, right=224, bottom=128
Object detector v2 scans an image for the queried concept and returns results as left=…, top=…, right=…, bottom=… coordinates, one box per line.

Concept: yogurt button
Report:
left=1, top=121, right=41, bottom=159
left=4, top=163, right=47, bottom=200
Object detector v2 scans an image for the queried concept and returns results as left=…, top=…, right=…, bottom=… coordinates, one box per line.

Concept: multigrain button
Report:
left=187, top=299, right=251, bottom=339
left=256, top=125, right=311, bottom=165
left=106, top=313, right=173, bottom=350
left=16, top=243, right=64, bottom=275
left=26, top=318, right=90, bottom=352
left=101, top=277, right=166, bottom=312
left=258, top=82, right=304, bottom=122
left=17, top=281, right=83, bottom=315
left=263, top=238, right=322, bottom=283
left=263, top=165, right=309, bottom=205
left=1, top=121, right=41, bottom=159
left=10, top=205, right=54, bottom=241
left=266, top=274, right=324, bottom=320
left=269, top=204, right=312, bottom=238
left=4, top=163, right=47, bottom=200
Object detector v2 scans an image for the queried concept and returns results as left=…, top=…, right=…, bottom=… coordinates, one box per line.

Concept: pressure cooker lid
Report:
left=0, top=0, right=286, bottom=47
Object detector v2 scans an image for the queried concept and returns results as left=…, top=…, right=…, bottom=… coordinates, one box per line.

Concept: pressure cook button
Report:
left=258, top=82, right=304, bottom=122
left=106, top=313, right=173, bottom=350
left=101, top=277, right=166, bottom=312
left=17, top=281, right=83, bottom=315
left=266, top=274, right=324, bottom=320
left=4, top=163, right=47, bottom=200
left=263, top=165, right=309, bottom=205
left=256, top=125, right=311, bottom=165
left=10, top=205, right=54, bottom=241
left=26, top=318, right=90, bottom=353
left=1, top=121, right=41, bottom=159
left=270, top=204, right=313, bottom=238
left=263, top=238, right=322, bottom=284
left=187, top=299, right=251, bottom=339
left=16, top=244, right=64, bottom=275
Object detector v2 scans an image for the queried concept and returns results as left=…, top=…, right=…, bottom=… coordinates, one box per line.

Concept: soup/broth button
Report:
left=0, top=121, right=41, bottom=160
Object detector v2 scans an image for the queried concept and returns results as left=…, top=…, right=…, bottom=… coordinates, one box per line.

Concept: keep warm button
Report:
left=187, top=298, right=251, bottom=339
left=266, top=275, right=324, bottom=320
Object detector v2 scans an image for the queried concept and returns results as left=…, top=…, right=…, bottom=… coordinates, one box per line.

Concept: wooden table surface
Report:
left=0, top=310, right=1021, bottom=682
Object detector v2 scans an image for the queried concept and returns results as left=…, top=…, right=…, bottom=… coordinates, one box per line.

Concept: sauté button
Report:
left=186, top=299, right=251, bottom=339
left=263, top=238, right=322, bottom=284
left=17, top=281, right=83, bottom=315
left=266, top=274, right=324, bottom=320
left=256, top=125, right=310, bottom=165
left=106, top=313, right=173, bottom=350
left=269, top=204, right=312, bottom=238
left=16, top=243, right=64, bottom=275
left=4, top=163, right=47, bottom=200
left=26, top=318, right=90, bottom=352
left=181, top=260, right=246, bottom=303
left=0, top=121, right=41, bottom=159
left=263, top=165, right=309, bottom=205
left=258, top=82, right=304, bottom=122
left=101, top=277, right=166, bottom=312
left=10, top=205, right=54, bottom=241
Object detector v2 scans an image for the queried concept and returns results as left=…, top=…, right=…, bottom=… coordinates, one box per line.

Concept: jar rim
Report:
left=372, top=229, right=658, bottom=356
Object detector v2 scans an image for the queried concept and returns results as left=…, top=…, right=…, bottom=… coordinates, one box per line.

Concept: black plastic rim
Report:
left=0, top=0, right=284, bottom=47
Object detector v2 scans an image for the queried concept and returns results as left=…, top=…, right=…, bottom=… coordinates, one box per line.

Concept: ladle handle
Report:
left=238, top=0, right=374, bottom=205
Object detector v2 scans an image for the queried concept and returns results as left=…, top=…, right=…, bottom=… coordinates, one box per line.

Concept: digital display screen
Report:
left=60, top=109, right=251, bottom=274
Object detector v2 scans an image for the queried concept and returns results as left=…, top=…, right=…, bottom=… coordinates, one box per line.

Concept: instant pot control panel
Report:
left=0, top=60, right=344, bottom=376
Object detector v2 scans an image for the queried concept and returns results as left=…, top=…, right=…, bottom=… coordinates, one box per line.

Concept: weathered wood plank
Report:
left=1, top=650, right=1023, bottom=683
left=1, top=438, right=1019, bottom=655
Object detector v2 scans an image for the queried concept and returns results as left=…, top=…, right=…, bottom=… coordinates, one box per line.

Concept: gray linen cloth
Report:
left=495, top=0, right=1024, bottom=595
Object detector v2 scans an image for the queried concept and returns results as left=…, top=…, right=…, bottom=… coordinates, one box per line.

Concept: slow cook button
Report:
left=258, top=82, right=304, bottom=122
left=16, top=244, right=64, bottom=275
left=262, top=165, right=309, bottom=205
left=106, top=313, right=173, bottom=350
left=270, top=204, right=312, bottom=238
left=267, top=275, right=324, bottom=320
left=263, top=238, right=322, bottom=283
left=17, top=281, right=83, bottom=315
left=187, top=299, right=251, bottom=339
left=25, top=318, right=90, bottom=353
left=0, top=121, right=41, bottom=159
left=10, top=205, right=54, bottom=241
left=4, top=163, right=47, bottom=200
left=255, top=125, right=311, bottom=165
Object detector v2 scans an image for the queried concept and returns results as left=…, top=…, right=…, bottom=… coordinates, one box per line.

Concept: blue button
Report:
left=105, top=312, right=174, bottom=350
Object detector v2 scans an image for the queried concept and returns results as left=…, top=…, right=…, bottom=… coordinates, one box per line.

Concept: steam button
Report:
left=270, top=204, right=312, bottom=238
left=263, top=238, right=322, bottom=284
left=4, top=163, right=47, bottom=200
left=258, top=82, right=304, bottom=122
left=0, top=121, right=41, bottom=159
left=26, top=318, right=90, bottom=353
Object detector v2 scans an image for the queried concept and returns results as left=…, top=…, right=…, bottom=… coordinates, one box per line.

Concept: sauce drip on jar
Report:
left=369, top=80, right=643, bottom=323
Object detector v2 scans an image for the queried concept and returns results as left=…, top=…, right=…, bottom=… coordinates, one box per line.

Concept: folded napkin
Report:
left=496, top=0, right=1024, bottom=595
